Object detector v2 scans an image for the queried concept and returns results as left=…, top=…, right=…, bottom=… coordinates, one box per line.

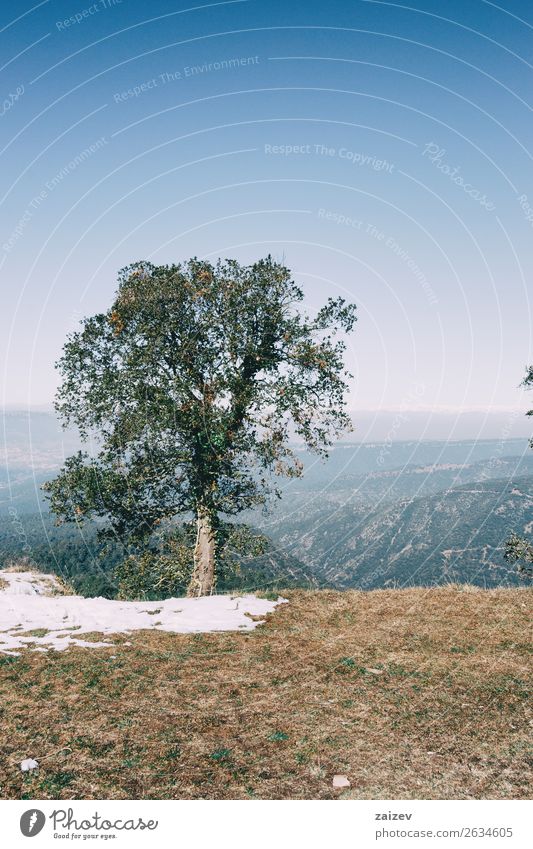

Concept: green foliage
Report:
left=505, top=367, right=533, bottom=580
left=209, top=748, right=231, bottom=762
left=0, top=515, right=121, bottom=597
left=505, top=532, right=533, bottom=579
left=116, top=550, right=189, bottom=601
left=115, top=525, right=195, bottom=600
left=0, top=510, right=316, bottom=599
left=526, top=367, right=533, bottom=421
left=115, top=522, right=276, bottom=600
left=44, top=256, right=356, bottom=589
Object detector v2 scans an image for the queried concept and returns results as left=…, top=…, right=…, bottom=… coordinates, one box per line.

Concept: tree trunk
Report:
left=187, top=506, right=216, bottom=597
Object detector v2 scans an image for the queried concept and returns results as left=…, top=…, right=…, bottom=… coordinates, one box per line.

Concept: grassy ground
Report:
left=0, top=586, right=531, bottom=800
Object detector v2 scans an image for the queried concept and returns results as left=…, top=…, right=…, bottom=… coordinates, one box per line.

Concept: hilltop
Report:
left=0, top=586, right=530, bottom=800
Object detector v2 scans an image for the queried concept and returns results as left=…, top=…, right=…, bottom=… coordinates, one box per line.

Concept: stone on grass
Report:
left=332, top=774, right=350, bottom=789
left=20, top=758, right=39, bottom=772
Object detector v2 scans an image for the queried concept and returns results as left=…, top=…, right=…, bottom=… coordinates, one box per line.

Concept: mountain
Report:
left=0, top=410, right=81, bottom=469
left=1, top=409, right=532, bottom=593
left=265, top=476, right=533, bottom=589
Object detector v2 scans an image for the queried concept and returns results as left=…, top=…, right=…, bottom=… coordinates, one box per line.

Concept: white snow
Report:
left=0, top=570, right=286, bottom=655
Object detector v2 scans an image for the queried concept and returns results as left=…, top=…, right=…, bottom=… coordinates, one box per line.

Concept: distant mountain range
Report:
left=1, top=410, right=532, bottom=593
left=3, top=405, right=533, bottom=443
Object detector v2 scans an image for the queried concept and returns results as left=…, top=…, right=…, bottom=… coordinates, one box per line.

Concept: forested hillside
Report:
left=1, top=410, right=532, bottom=594
left=0, top=513, right=316, bottom=598
left=266, top=476, right=533, bottom=588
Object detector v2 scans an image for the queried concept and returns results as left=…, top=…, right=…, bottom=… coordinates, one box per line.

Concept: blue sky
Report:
left=1, top=0, right=532, bottom=434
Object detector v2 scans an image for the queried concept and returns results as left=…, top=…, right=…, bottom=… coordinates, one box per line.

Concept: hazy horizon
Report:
left=2, top=404, right=532, bottom=444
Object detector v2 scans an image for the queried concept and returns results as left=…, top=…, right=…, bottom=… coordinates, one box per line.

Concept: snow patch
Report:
left=0, top=571, right=286, bottom=655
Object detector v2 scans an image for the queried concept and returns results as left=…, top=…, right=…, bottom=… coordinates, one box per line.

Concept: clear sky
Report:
left=1, top=0, right=532, bottom=434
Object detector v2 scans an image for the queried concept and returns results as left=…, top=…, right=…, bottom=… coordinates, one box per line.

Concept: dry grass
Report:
left=0, top=587, right=531, bottom=800
left=1, top=563, right=37, bottom=573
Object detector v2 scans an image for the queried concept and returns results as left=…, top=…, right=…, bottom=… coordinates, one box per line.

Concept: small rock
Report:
left=20, top=758, right=39, bottom=772
left=332, top=774, right=350, bottom=789
left=366, top=668, right=383, bottom=675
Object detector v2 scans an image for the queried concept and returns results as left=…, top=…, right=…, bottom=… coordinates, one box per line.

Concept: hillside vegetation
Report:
left=3, top=426, right=533, bottom=593
left=270, top=476, right=533, bottom=588
left=0, top=586, right=530, bottom=800
left=0, top=514, right=316, bottom=598
left=2, top=472, right=532, bottom=595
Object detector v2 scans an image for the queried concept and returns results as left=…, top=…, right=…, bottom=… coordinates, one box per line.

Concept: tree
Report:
left=505, top=366, right=533, bottom=579
left=113, top=522, right=298, bottom=600
left=44, top=256, right=357, bottom=596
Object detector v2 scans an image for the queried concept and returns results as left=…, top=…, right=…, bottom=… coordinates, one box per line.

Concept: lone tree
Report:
left=45, top=257, right=356, bottom=596
left=505, top=366, right=533, bottom=579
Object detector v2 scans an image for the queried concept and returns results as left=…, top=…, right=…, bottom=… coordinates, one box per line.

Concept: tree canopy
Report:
left=505, top=366, right=533, bottom=579
left=44, top=256, right=356, bottom=594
